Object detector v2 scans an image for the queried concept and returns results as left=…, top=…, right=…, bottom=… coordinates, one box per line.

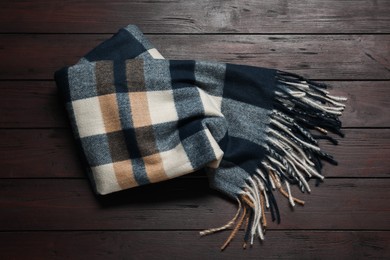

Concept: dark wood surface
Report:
left=1, top=35, right=389, bottom=80
left=0, top=0, right=389, bottom=259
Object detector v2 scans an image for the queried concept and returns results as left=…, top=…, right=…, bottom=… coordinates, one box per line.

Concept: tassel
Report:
left=204, top=71, right=346, bottom=249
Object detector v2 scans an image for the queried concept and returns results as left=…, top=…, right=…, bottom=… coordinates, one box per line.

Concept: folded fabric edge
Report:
left=201, top=71, right=347, bottom=250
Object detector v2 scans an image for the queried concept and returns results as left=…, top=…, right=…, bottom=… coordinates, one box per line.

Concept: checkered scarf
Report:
left=55, top=25, right=346, bottom=249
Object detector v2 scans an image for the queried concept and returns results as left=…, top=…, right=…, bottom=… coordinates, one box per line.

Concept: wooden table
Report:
left=0, top=1, right=389, bottom=259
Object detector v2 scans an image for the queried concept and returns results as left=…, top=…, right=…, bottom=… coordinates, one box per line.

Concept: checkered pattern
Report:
left=55, top=24, right=346, bottom=248
left=56, top=25, right=226, bottom=194
left=55, top=25, right=344, bottom=203
left=66, top=60, right=226, bottom=193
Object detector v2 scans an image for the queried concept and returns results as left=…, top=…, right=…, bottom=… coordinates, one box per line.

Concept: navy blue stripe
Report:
left=169, top=60, right=202, bottom=144
left=221, top=135, right=266, bottom=174
left=224, top=64, right=275, bottom=109
left=113, top=60, right=130, bottom=93
left=169, top=60, right=196, bottom=89
left=176, top=116, right=205, bottom=140
left=167, top=61, right=221, bottom=169
left=84, top=29, right=147, bottom=62
left=121, top=128, right=141, bottom=159
left=130, top=158, right=150, bottom=186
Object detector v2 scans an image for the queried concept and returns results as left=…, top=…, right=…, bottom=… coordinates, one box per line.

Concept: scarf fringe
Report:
left=200, top=71, right=346, bottom=249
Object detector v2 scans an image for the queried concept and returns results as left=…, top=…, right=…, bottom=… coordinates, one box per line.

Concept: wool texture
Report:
left=55, top=25, right=346, bottom=249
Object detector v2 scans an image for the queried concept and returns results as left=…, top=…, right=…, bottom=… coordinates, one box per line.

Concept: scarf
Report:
left=55, top=25, right=346, bottom=249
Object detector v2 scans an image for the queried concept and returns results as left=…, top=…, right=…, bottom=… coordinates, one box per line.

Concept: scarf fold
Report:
left=55, top=25, right=346, bottom=249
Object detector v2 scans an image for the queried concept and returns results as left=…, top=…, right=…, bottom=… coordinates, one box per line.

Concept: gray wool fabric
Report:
left=55, top=25, right=346, bottom=248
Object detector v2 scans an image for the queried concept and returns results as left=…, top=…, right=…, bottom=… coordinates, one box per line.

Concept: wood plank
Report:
left=328, top=81, right=390, bottom=128
left=0, top=0, right=389, bottom=33
left=1, top=81, right=389, bottom=128
left=0, top=34, right=389, bottom=80
left=0, top=129, right=388, bottom=178
left=0, top=129, right=83, bottom=178
left=0, top=179, right=388, bottom=230
left=1, top=1, right=387, bottom=258
left=0, top=231, right=388, bottom=259
left=321, top=129, right=390, bottom=178
left=0, top=81, right=66, bottom=128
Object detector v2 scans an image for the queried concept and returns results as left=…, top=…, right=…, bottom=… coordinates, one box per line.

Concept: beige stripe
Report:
left=143, top=153, right=167, bottom=183
left=98, top=94, right=122, bottom=133
left=129, top=92, right=151, bottom=128
left=113, top=160, right=138, bottom=189
left=128, top=92, right=168, bottom=182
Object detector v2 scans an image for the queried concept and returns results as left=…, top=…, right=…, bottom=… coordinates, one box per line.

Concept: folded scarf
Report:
left=55, top=25, right=346, bottom=249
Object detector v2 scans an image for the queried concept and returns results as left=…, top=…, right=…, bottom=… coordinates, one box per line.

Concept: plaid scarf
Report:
left=55, top=25, right=346, bottom=249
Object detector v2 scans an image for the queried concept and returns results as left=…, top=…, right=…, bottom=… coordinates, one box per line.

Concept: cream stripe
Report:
left=197, top=88, right=223, bottom=117
left=146, top=90, right=178, bottom=125
left=159, top=143, right=193, bottom=179
left=72, top=97, right=106, bottom=138
left=148, top=48, right=164, bottom=59
left=92, top=163, right=121, bottom=195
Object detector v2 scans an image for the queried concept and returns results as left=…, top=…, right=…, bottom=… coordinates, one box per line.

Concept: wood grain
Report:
left=0, top=0, right=389, bottom=258
left=0, top=0, right=389, bottom=34
left=1, top=129, right=388, bottom=178
left=0, top=81, right=66, bottom=128
left=328, top=81, right=390, bottom=128
left=1, top=81, right=388, bottom=128
left=0, top=231, right=388, bottom=259
left=0, top=34, right=389, bottom=80
left=0, top=129, right=82, bottom=178
left=0, top=178, right=388, bottom=230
